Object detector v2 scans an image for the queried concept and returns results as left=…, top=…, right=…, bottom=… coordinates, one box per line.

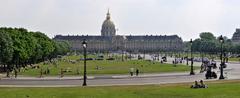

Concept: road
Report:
left=0, top=56, right=239, bottom=87
left=0, top=73, right=205, bottom=87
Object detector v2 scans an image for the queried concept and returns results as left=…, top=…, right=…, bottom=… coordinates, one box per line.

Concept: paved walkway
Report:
left=0, top=56, right=239, bottom=87
left=1, top=71, right=193, bottom=80
left=0, top=56, right=200, bottom=81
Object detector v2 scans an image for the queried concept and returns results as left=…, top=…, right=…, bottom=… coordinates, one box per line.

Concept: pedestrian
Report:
left=199, top=80, right=208, bottom=88
left=46, top=67, right=50, bottom=74
left=130, top=68, right=134, bottom=76
left=40, top=68, right=43, bottom=78
left=191, top=81, right=200, bottom=88
left=200, top=64, right=204, bottom=73
left=60, top=68, right=64, bottom=78
left=136, top=69, right=139, bottom=76
left=11, top=70, right=14, bottom=79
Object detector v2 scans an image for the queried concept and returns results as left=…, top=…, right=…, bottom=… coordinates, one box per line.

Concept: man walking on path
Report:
left=130, top=68, right=134, bottom=76
left=136, top=69, right=139, bottom=76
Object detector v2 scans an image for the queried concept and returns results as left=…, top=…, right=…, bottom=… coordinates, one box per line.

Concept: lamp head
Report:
left=190, top=39, right=193, bottom=45
left=219, top=35, right=224, bottom=43
left=82, top=39, right=87, bottom=48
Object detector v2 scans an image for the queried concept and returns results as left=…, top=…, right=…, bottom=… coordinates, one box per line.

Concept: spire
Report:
left=106, top=9, right=110, bottom=20
left=107, top=8, right=110, bottom=14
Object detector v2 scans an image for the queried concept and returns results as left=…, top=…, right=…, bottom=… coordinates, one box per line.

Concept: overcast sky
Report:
left=1, top=0, right=240, bottom=41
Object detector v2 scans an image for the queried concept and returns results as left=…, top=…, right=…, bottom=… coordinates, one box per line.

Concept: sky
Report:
left=1, top=0, right=240, bottom=41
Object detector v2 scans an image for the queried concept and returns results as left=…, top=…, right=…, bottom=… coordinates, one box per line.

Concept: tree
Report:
left=33, top=32, right=55, bottom=61
left=200, top=32, right=216, bottom=41
left=191, top=32, right=219, bottom=54
left=192, top=38, right=201, bottom=52
left=51, top=40, right=70, bottom=58
left=0, top=31, right=13, bottom=77
left=0, top=27, right=70, bottom=77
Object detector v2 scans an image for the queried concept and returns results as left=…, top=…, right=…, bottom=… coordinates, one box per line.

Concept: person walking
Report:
left=60, top=68, right=64, bottom=78
left=136, top=69, right=139, bottom=76
left=40, top=68, right=43, bottom=78
left=130, top=68, right=134, bottom=76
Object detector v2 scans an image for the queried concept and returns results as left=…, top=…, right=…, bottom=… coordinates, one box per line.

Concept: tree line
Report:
left=184, top=32, right=240, bottom=55
left=0, top=27, right=70, bottom=77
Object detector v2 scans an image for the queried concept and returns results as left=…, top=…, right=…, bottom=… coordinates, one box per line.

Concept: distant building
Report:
left=54, top=10, right=183, bottom=53
left=232, top=29, right=240, bottom=45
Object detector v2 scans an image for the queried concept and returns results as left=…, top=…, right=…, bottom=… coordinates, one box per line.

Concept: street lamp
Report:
left=219, top=35, right=224, bottom=79
left=190, top=39, right=195, bottom=75
left=164, top=46, right=167, bottom=57
left=200, top=39, right=204, bottom=65
left=186, top=53, right=189, bottom=65
left=82, top=39, right=87, bottom=86
left=122, top=49, right=124, bottom=61
left=174, top=46, right=177, bottom=67
left=143, top=46, right=146, bottom=59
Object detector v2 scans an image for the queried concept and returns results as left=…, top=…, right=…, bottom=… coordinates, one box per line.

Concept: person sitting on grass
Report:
left=199, top=80, right=208, bottom=88
left=191, top=81, right=200, bottom=88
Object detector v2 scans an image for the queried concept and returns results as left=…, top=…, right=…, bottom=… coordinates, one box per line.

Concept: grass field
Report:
left=0, top=80, right=240, bottom=98
left=168, top=52, right=240, bottom=62
left=228, top=57, right=240, bottom=62
left=19, top=55, right=195, bottom=76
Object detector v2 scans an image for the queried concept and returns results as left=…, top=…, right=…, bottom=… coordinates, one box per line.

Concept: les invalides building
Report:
left=54, top=10, right=183, bottom=53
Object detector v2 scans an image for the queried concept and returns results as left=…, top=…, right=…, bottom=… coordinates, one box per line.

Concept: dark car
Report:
left=106, top=58, right=115, bottom=60
left=80, top=58, right=94, bottom=61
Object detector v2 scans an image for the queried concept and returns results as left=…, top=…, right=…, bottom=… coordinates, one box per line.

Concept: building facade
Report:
left=54, top=10, right=184, bottom=53
left=232, top=29, right=240, bottom=45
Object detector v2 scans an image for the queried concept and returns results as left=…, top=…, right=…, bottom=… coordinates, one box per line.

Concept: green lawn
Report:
left=228, top=57, right=240, bottom=62
left=19, top=55, right=195, bottom=76
left=1, top=80, right=240, bottom=98
left=170, top=52, right=240, bottom=62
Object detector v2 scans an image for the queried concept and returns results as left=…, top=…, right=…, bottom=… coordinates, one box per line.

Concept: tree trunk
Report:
left=6, top=65, right=10, bottom=77
left=3, top=65, right=6, bottom=72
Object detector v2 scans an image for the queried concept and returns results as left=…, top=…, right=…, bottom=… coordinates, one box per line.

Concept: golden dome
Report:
left=101, top=9, right=116, bottom=36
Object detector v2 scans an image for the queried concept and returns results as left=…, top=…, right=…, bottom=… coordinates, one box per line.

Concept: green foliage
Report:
left=232, top=44, right=240, bottom=54
left=52, top=40, right=70, bottom=57
left=33, top=32, right=55, bottom=59
left=0, top=27, right=70, bottom=73
left=0, top=31, right=13, bottom=65
left=199, top=32, right=216, bottom=41
left=190, top=32, right=238, bottom=54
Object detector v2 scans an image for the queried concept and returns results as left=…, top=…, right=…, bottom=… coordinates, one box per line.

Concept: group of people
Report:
left=191, top=80, right=208, bottom=88
left=172, top=58, right=184, bottom=65
left=200, top=59, right=217, bottom=73
left=130, top=68, right=139, bottom=76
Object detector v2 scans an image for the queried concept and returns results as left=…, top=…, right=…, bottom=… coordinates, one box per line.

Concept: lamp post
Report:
left=122, top=49, right=124, bottom=61
left=82, top=39, right=87, bottom=86
left=143, top=47, right=146, bottom=59
left=201, top=39, right=204, bottom=65
left=186, top=51, right=189, bottom=65
left=129, top=50, right=132, bottom=60
left=219, top=35, right=224, bottom=79
left=174, top=46, right=177, bottom=67
left=190, top=39, right=195, bottom=75
left=164, top=46, right=167, bottom=57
